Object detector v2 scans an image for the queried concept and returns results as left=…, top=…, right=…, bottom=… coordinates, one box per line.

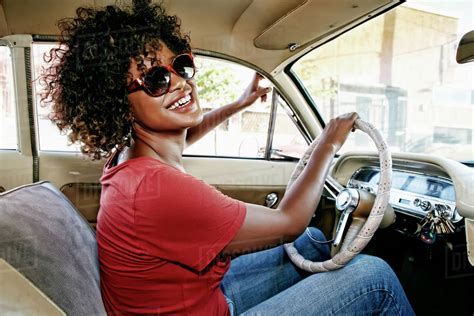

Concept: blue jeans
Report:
left=221, top=227, right=414, bottom=315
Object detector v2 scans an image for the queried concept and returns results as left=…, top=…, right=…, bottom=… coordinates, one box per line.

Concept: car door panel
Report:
left=38, top=152, right=104, bottom=189
left=50, top=156, right=296, bottom=228
left=0, top=151, right=33, bottom=190
left=214, top=185, right=286, bottom=208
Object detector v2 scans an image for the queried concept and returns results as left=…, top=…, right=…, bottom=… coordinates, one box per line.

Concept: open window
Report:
left=0, top=43, right=17, bottom=150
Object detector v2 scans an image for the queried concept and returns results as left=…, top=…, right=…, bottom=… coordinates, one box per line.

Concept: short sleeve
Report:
left=134, top=166, right=246, bottom=272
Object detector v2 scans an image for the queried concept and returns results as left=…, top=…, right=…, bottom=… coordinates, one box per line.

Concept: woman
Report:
left=42, top=1, right=414, bottom=315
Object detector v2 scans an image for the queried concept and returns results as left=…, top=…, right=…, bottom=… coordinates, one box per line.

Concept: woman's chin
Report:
left=188, top=108, right=204, bottom=128
left=188, top=98, right=203, bottom=127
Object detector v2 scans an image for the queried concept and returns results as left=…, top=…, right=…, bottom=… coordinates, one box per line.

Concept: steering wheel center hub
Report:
left=336, top=188, right=360, bottom=211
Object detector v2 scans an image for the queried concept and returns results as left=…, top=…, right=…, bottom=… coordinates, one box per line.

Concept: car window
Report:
left=291, top=0, right=474, bottom=162
left=270, top=96, right=308, bottom=160
left=32, top=43, right=81, bottom=152
left=0, top=45, right=17, bottom=150
left=184, top=56, right=272, bottom=158
left=32, top=44, right=307, bottom=159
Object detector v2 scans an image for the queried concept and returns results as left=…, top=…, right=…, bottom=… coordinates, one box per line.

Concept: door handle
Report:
left=265, top=192, right=279, bottom=208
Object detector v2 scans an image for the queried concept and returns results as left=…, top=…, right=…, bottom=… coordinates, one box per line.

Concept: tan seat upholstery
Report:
left=0, top=259, right=66, bottom=315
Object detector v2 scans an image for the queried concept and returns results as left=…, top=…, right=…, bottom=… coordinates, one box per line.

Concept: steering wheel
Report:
left=283, top=119, right=392, bottom=272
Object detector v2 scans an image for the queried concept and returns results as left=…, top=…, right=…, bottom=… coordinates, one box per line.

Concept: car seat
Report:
left=0, top=181, right=106, bottom=315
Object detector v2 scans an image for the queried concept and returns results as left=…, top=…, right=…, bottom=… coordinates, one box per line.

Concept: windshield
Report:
left=292, top=0, right=474, bottom=161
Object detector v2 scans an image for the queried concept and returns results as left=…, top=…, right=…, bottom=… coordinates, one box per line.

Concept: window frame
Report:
left=265, top=90, right=311, bottom=161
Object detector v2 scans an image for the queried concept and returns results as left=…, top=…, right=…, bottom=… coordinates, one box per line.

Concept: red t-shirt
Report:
left=97, top=154, right=246, bottom=315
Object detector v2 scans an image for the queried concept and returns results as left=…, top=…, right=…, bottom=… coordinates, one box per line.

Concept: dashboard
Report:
left=347, top=166, right=462, bottom=223
left=330, top=151, right=474, bottom=271
left=330, top=152, right=474, bottom=236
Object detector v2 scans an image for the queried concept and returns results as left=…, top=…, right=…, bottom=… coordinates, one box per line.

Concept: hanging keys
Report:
left=416, top=207, right=455, bottom=244
left=420, top=225, right=436, bottom=244
left=435, top=204, right=456, bottom=234
left=445, top=218, right=455, bottom=233
left=432, top=210, right=444, bottom=234
left=419, top=211, right=438, bottom=244
left=417, top=211, right=436, bottom=244
left=439, top=213, right=455, bottom=234
left=415, top=210, right=433, bottom=235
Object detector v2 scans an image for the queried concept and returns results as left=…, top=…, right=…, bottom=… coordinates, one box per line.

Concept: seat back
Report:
left=60, top=182, right=101, bottom=229
left=0, top=182, right=106, bottom=315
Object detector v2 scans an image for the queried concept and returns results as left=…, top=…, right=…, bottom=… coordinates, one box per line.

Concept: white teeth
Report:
left=168, top=95, right=191, bottom=110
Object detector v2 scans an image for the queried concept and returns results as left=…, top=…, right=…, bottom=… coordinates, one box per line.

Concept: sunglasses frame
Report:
left=127, top=52, right=195, bottom=97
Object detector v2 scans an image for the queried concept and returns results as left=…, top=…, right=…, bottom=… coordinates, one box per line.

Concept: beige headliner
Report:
left=1, top=0, right=402, bottom=73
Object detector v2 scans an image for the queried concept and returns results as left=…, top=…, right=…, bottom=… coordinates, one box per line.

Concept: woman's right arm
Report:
left=222, top=112, right=358, bottom=256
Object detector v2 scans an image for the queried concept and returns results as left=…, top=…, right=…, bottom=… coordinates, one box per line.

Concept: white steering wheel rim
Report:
left=283, top=119, right=392, bottom=272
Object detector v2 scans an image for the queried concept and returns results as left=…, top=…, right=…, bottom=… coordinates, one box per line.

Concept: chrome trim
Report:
left=333, top=209, right=351, bottom=248
left=0, top=39, right=14, bottom=47
left=265, top=192, right=279, bottom=208
left=335, top=188, right=360, bottom=211
left=264, top=89, right=278, bottom=160
left=333, top=188, right=360, bottom=247
left=353, top=165, right=453, bottom=184
left=324, top=176, right=344, bottom=200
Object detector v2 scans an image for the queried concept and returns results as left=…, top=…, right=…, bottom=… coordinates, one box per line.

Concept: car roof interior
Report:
left=0, top=0, right=403, bottom=73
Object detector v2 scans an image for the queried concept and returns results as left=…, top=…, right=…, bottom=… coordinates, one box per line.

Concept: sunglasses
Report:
left=127, top=53, right=195, bottom=97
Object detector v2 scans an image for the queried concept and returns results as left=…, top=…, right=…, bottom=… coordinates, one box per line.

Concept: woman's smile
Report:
left=167, top=94, right=191, bottom=109
left=166, top=93, right=195, bottom=112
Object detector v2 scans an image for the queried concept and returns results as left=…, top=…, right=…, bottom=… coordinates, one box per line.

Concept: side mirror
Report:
left=456, top=31, right=474, bottom=64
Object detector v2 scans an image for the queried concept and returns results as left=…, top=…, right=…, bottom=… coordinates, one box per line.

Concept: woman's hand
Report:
left=236, top=73, right=272, bottom=108
left=320, top=112, right=359, bottom=152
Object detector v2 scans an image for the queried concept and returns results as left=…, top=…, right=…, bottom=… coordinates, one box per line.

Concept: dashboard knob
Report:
left=419, top=200, right=431, bottom=211
left=435, top=204, right=453, bottom=218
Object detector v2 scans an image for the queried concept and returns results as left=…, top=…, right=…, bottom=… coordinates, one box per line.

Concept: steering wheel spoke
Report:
left=324, top=175, right=344, bottom=200
left=333, top=208, right=352, bottom=247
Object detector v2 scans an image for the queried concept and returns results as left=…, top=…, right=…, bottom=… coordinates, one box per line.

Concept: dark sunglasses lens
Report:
left=145, top=67, right=171, bottom=96
left=173, top=55, right=195, bottom=79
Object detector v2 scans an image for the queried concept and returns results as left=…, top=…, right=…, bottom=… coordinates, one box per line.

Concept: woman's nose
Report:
left=168, top=72, right=186, bottom=93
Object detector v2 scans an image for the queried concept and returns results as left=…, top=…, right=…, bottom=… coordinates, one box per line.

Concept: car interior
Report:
left=0, top=0, right=473, bottom=314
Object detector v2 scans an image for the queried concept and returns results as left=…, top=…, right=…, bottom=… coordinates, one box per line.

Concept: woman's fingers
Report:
left=322, top=112, right=360, bottom=150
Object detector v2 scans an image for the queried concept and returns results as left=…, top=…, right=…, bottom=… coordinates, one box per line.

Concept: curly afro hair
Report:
left=41, top=0, right=191, bottom=160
